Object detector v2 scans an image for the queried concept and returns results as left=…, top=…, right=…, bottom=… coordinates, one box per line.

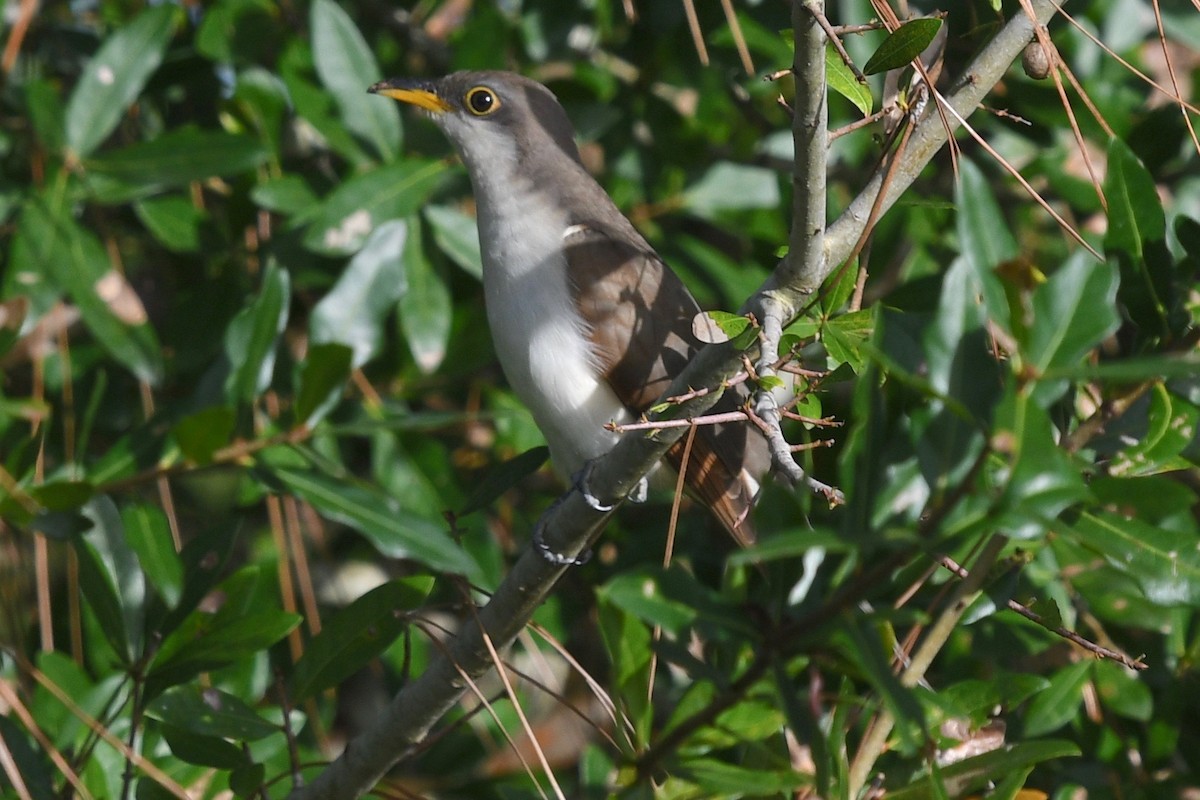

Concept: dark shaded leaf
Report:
left=224, top=262, right=289, bottom=403
left=160, top=724, right=249, bottom=769
left=863, top=18, right=943, bottom=75
left=885, top=741, right=1080, bottom=800
left=148, top=686, right=278, bottom=741
left=294, top=342, right=354, bottom=427
left=459, top=446, right=549, bottom=515
left=122, top=503, right=183, bottom=608
left=956, top=159, right=1015, bottom=333
left=290, top=576, right=434, bottom=701
left=172, top=406, right=236, bottom=464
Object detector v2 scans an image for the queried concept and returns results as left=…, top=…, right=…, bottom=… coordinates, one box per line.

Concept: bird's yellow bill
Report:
left=368, top=80, right=451, bottom=113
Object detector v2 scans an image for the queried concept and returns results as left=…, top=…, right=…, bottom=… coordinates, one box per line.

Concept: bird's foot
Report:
left=574, top=459, right=647, bottom=508
left=532, top=513, right=591, bottom=567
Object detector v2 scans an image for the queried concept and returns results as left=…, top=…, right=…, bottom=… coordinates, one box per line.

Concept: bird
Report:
left=369, top=71, right=770, bottom=548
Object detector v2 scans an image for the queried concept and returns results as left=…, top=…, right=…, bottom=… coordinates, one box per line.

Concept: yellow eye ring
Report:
left=464, top=86, right=500, bottom=116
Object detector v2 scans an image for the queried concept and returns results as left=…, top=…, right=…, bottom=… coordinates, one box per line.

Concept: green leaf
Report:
left=1043, top=352, right=1200, bottom=381
left=84, top=128, right=270, bottom=202
left=311, top=219, right=408, bottom=368
left=134, top=195, right=208, bottom=253
left=302, top=160, right=448, bottom=256
left=1108, top=384, right=1198, bottom=476
left=459, top=446, right=549, bottom=515
left=1104, top=137, right=1165, bottom=260
left=224, top=261, right=290, bottom=403
left=885, top=740, right=1080, bottom=800
left=1025, top=252, right=1119, bottom=405
left=172, top=405, right=236, bottom=464
left=0, top=715, right=56, bottom=799
left=311, top=0, right=401, bottom=160
left=424, top=204, right=483, bottom=278
left=823, top=309, right=874, bottom=372
left=81, top=496, right=146, bottom=661
left=150, top=606, right=301, bottom=683
left=827, top=46, right=872, bottom=116
left=290, top=577, right=434, bottom=702
left=838, top=617, right=925, bottom=748
left=956, top=159, right=1015, bottom=333
left=596, top=597, right=654, bottom=743
left=251, top=175, right=319, bottom=215
left=677, top=759, right=809, bottom=795
left=863, top=17, right=943, bottom=75
left=399, top=218, right=452, bottom=373
left=122, top=503, right=183, bottom=608
left=600, top=571, right=698, bottom=634
left=682, top=162, right=780, bottom=217
left=1092, top=660, right=1152, bottom=721
left=1067, top=511, right=1200, bottom=607
left=64, top=4, right=178, bottom=156
left=294, top=342, right=354, bottom=427
left=993, top=391, right=1087, bottom=538
left=147, top=686, right=278, bottom=741
left=266, top=465, right=481, bottom=580
left=1023, top=661, right=1092, bottom=736
left=14, top=199, right=164, bottom=384
left=160, top=724, right=249, bottom=769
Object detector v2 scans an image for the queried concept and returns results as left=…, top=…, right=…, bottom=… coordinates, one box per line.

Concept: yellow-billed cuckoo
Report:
left=369, top=71, right=770, bottom=549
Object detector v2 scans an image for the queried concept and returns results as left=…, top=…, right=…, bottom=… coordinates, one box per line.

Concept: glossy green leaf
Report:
left=149, top=606, right=301, bottom=682
left=302, top=160, right=447, bottom=256
left=310, top=219, right=408, bottom=368
left=82, top=496, right=146, bottom=660
left=1022, top=660, right=1092, bottom=736
left=122, top=503, right=183, bottom=607
left=172, top=406, right=236, bottom=464
left=267, top=465, right=481, bottom=580
left=424, top=204, right=483, bottom=278
left=14, top=199, right=164, bottom=384
left=160, top=724, right=249, bottom=769
left=823, top=309, right=873, bottom=372
left=399, top=218, right=452, bottom=373
left=0, top=715, right=56, bottom=799
left=993, top=392, right=1087, bottom=538
left=827, top=46, right=872, bottom=116
left=599, top=571, right=698, bottom=634
left=73, top=537, right=132, bottom=664
left=459, top=446, right=549, bottom=515
left=1067, top=511, right=1200, bottom=607
left=1025, top=252, right=1118, bottom=405
left=294, top=342, right=354, bottom=427
left=885, top=741, right=1080, bottom=800
left=134, top=195, right=208, bottom=253
left=956, top=159, right=1015, bottom=333
left=678, top=759, right=808, bottom=794
left=863, top=17, right=943, bottom=75
left=683, top=162, right=780, bottom=217
left=147, top=686, right=278, bottom=741
left=311, top=0, right=401, bottom=160
left=1108, top=384, right=1198, bottom=476
left=1092, top=660, right=1152, bottom=721
left=290, top=576, right=434, bottom=702
left=64, top=4, right=178, bottom=156
left=224, top=262, right=289, bottom=403
left=251, top=175, right=319, bottom=215
left=596, top=596, right=654, bottom=743
left=1104, top=137, right=1165, bottom=259
left=84, top=128, right=269, bottom=202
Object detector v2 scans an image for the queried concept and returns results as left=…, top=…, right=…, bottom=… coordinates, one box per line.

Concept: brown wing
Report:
left=562, top=224, right=768, bottom=545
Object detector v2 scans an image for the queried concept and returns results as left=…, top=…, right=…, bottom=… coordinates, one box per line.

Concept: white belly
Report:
left=479, top=200, right=631, bottom=477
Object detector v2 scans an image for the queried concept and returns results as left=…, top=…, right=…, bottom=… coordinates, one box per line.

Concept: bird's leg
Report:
left=532, top=492, right=592, bottom=567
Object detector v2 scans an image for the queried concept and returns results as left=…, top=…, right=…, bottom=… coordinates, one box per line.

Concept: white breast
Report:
left=475, top=177, right=631, bottom=477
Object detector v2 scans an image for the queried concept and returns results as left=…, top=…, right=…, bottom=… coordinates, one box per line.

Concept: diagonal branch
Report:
left=289, top=1, right=1062, bottom=796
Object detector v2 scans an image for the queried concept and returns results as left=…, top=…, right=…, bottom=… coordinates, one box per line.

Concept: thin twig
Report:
left=938, top=555, right=1148, bottom=670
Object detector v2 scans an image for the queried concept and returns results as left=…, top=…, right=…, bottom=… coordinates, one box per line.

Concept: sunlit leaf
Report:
left=863, top=17, right=943, bottom=75
left=64, top=4, right=178, bottom=156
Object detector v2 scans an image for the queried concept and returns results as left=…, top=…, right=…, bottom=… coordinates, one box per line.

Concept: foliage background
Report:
left=0, top=0, right=1198, bottom=798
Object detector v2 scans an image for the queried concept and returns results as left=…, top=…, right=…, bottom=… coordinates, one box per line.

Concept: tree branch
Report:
left=289, top=2, right=1062, bottom=795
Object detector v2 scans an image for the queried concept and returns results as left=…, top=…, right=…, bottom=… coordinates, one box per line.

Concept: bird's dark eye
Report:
left=465, top=86, right=499, bottom=116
